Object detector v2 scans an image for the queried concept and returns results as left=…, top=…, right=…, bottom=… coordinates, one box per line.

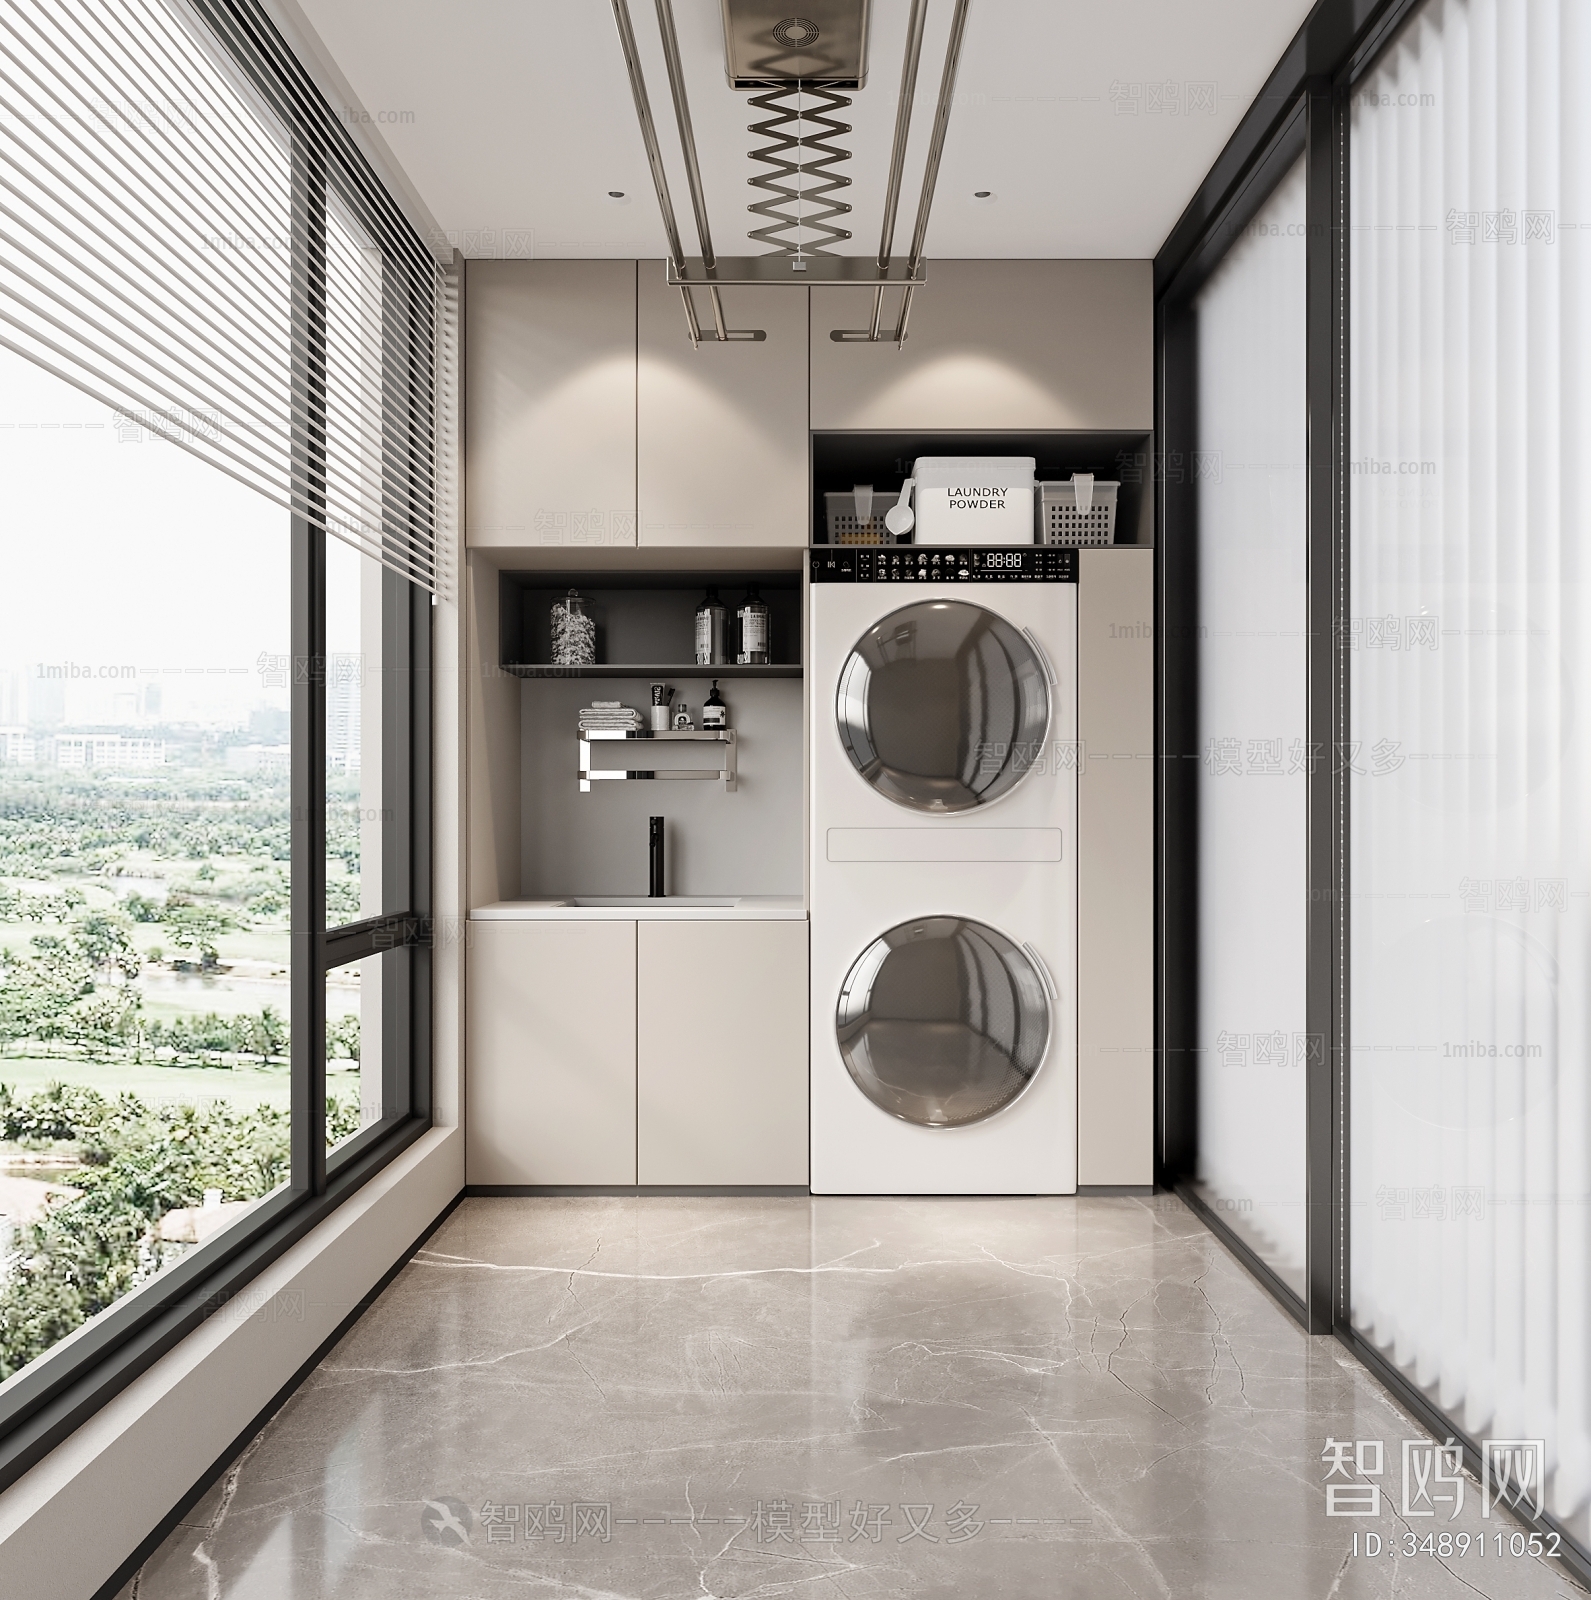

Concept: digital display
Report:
left=983, top=551, right=1025, bottom=568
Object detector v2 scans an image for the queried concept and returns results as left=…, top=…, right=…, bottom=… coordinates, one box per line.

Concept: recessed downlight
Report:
left=605, top=189, right=630, bottom=203
left=972, top=190, right=995, bottom=202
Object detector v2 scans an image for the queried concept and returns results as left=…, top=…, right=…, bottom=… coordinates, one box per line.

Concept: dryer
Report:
left=807, top=546, right=1079, bottom=1195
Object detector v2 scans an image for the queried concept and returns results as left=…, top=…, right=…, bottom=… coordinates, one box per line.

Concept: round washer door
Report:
left=836, top=917, right=1052, bottom=1128
left=836, top=600, right=1051, bottom=813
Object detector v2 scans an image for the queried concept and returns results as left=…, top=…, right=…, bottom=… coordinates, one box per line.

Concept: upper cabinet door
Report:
left=810, top=261, right=1153, bottom=431
left=465, top=260, right=637, bottom=549
left=637, top=265, right=809, bottom=546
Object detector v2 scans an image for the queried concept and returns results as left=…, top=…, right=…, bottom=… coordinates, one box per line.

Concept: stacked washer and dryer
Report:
left=807, top=539, right=1080, bottom=1195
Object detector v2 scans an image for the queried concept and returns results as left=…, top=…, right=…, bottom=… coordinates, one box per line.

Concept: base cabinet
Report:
left=466, top=920, right=638, bottom=1185
left=638, top=920, right=809, bottom=1186
left=467, top=917, right=808, bottom=1186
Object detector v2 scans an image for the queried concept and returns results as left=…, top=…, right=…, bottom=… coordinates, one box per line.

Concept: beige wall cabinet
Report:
left=1076, top=548, right=1155, bottom=1186
left=466, top=919, right=638, bottom=1185
left=465, top=260, right=637, bottom=549
left=637, top=266, right=809, bottom=546
left=637, top=920, right=809, bottom=1185
left=809, top=260, right=1153, bottom=432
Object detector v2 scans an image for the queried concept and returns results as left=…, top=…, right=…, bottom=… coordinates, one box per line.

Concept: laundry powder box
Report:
left=909, top=457, right=1036, bottom=546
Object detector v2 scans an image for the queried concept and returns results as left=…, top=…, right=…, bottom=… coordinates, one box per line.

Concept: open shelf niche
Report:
left=501, top=569, right=802, bottom=678
left=811, top=429, right=1156, bottom=548
left=499, top=566, right=805, bottom=903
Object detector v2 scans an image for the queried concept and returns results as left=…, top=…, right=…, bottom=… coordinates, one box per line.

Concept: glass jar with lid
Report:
left=550, top=590, right=596, bottom=666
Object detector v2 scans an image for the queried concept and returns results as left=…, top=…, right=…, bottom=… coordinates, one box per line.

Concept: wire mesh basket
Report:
left=1040, top=478, right=1119, bottom=546
left=824, top=488, right=901, bottom=546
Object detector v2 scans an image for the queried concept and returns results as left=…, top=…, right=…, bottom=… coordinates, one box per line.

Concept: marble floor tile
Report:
left=116, top=1195, right=1588, bottom=1600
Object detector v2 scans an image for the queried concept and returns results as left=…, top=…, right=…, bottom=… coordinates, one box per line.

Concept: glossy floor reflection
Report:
left=119, top=1195, right=1585, bottom=1599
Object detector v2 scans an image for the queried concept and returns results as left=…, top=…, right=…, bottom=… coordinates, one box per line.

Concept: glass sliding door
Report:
left=1350, top=0, right=1591, bottom=1545
left=1185, top=157, right=1312, bottom=1297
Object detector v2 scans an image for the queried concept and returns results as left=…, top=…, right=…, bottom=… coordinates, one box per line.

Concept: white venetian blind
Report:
left=1350, top=0, right=1591, bottom=1539
left=1192, top=154, right=1311, bottom=1298
left=0, top=0, right=445, bottom=591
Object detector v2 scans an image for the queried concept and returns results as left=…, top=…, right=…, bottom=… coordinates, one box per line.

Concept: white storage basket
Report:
left=824, top=488, right=900, bottom=545
left=1040, top=476, right=1119, bottom=546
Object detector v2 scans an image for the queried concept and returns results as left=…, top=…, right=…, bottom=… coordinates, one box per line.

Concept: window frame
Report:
left=1156, top=0, right=1591, bottom=1584
left=0, top=0, right=435, bottom=1493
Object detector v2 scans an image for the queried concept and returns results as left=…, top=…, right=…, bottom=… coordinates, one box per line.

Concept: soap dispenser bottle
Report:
left=702, top=679, right=727, bottom=729
left=736, top=586, right=770, bottom=666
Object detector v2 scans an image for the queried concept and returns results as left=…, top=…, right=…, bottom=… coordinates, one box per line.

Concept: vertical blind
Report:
left=1192, top=155, right=1311, bottom=1297
left=0, top=0, right=445, bottom=591
left=1351, top=0, right=1591, bottom=1538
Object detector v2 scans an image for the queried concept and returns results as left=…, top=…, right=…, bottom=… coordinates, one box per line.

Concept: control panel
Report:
left=809, top=546, right=1078, bottom=583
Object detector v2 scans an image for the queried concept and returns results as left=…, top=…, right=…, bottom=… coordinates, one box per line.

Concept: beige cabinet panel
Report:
left=810, top=260, right=1153, bottom=431
left=1077, top=549, right=1155, bottom=1185
left=637, top=265, right=809, bottom=546
left=637, top=920, right=808, bottom=1184
left=465, top=260, right=636, bottom=549
left=467, top=919, right=637, bottom=1185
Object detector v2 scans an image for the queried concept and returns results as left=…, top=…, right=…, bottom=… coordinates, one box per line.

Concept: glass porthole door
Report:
left=836, top=600, right=1051, bottom=812
left=836, top=918, right=1053, bottom=1127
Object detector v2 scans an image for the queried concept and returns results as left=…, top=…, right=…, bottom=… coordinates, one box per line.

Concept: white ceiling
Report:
left=290, top=0, right=1316, bottom=260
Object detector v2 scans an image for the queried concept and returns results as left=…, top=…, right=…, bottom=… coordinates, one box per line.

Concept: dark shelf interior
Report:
left=811, top=429, right=1155, bottom=547
left=505, top=663, right=801, bottom=680
left=502, top=570, right=803, bottom=675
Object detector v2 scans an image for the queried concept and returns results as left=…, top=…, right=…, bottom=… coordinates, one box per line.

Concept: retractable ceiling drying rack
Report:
left=607, top=0, right=972, bottom=346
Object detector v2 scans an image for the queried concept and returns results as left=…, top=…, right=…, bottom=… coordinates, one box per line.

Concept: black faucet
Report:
left=649, top=816, right=665, bottom=898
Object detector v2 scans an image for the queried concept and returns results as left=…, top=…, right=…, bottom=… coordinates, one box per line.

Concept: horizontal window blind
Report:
left=1351, top=0, right=1591, bottom=1543
left=0, top=0, right=446, bottom=592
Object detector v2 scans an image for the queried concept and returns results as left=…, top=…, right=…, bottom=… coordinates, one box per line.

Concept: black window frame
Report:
left=0, top=0, right=435, bottom=1495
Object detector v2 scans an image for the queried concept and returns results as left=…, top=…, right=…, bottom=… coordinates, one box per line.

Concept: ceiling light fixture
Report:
left=605, top=0, right=972, bottom=348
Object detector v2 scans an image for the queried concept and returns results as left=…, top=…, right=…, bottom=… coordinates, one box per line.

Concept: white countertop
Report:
left=471, top=897, right=806, bottom=921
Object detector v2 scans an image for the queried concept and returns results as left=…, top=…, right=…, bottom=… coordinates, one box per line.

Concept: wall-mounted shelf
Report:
left=501, top=569, right=803, bottom=677
left=579, top=729, right=737, bottom=793
left=508, top=663, right=801, bottom=680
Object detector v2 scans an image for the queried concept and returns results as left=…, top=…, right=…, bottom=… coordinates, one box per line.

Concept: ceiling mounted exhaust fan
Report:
left=606, top=0, right=972, bottom=346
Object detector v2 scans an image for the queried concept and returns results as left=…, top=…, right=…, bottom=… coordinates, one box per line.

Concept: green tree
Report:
left=162, top=902, right=234, bottom=969
left=72, top=912, right=141, bottom=981
left=326, top=1012, right=360, bottom=1064
left=0, top=1083, right=300, bottom=1378
left=122, top=893, right=164, bottom=924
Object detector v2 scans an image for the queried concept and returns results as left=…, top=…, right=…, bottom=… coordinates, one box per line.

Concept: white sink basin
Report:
left=563, top=896, right=739, bottom=908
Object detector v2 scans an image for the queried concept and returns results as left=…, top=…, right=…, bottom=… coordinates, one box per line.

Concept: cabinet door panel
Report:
left=638, top=920, right=808, bottom=1184
left=467, top=920, right=637, bottom=1184
left=637, top=266, right=808, bottom=546
left=810, top=261, right=1152, bottom=431
left=1077, top=549, right=1154, bottom=1184
left=465, top=261, right=637, bottom=549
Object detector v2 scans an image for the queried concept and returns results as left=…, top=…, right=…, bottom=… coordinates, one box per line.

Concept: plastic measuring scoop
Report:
left=884, top=478, right=916, bottom=537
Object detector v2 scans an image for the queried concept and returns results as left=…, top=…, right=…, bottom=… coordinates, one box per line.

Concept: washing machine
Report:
left=807, top=545, right=1079, bottom=1195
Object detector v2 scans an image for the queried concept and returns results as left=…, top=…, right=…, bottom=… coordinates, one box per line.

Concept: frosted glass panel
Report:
left=1191, top=156, right=1309, bottom=1296
left=1350, top=0, right=1591, bottom=1541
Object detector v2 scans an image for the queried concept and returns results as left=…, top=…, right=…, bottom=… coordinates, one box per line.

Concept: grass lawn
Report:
left=0, top=1054, right=291, bottom=1111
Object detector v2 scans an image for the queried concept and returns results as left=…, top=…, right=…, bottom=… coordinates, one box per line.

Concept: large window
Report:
left=1349, top=0, right=1591, bottom=1550
left=0, top=0, right=439, bottom=1480
left=1189, top=155, right=1311, bottom=1296
left=1161, top=0, right=1591, bottom=1576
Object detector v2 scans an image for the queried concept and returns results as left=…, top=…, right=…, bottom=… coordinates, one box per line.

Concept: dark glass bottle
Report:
left=695, top=588, right=728, bottom=665
left=702, top=679, right=727, bottom=729
left=737, top=587, right=770, bottom=665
